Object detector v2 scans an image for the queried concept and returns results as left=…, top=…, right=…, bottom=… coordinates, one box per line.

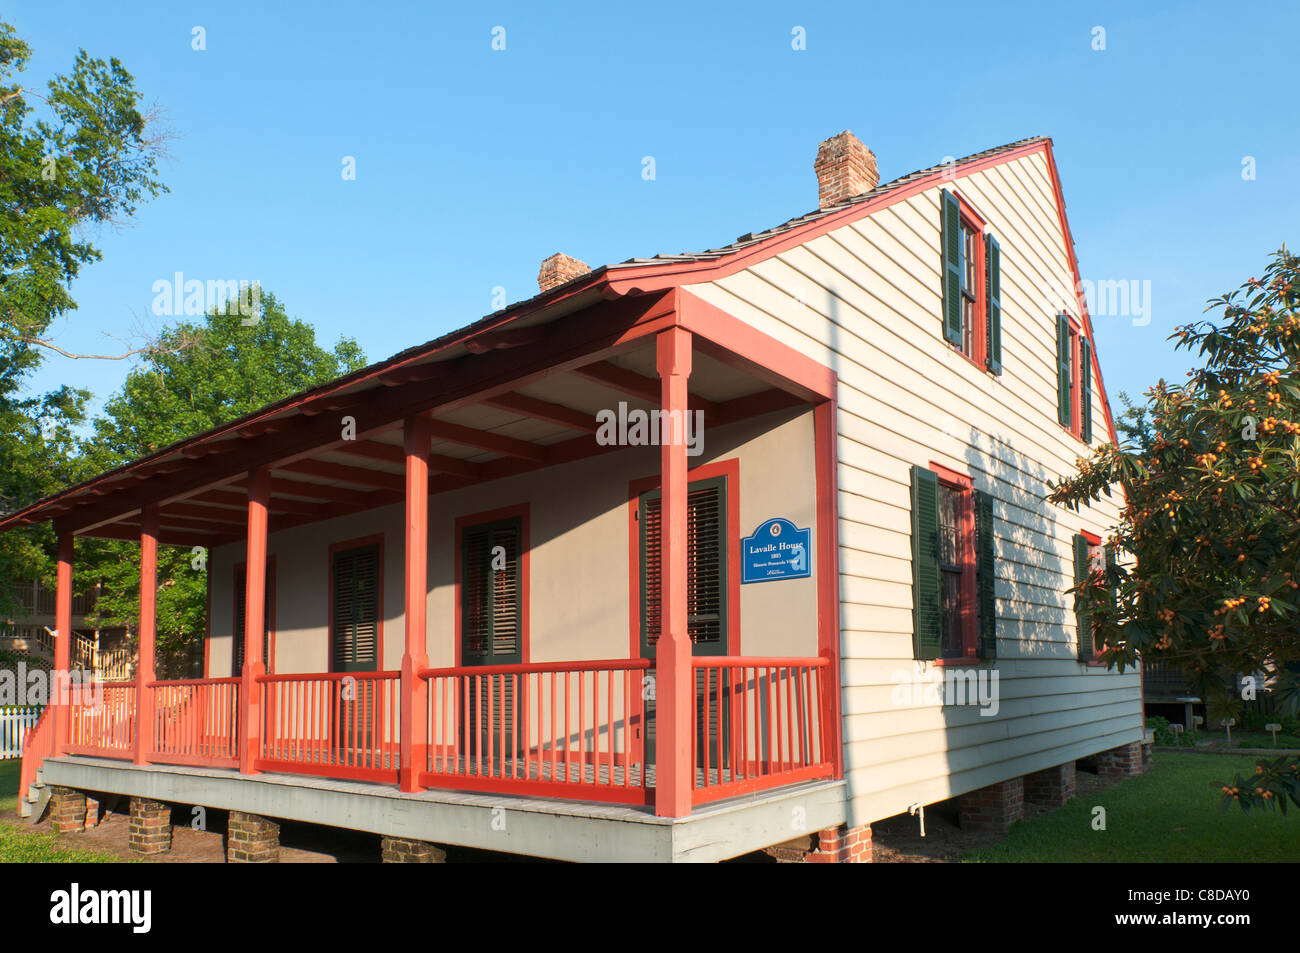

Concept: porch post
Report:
left=813, top=398, right=844, bottom=778
left=400, top=414, right=432, bottom=792
left=51, top=531, right=74, bottom=756
left=239, top=467, right=270, bottom=775
left=133, top=504, right=159, bottom=765
left=655, top=326, right=693, bottom=817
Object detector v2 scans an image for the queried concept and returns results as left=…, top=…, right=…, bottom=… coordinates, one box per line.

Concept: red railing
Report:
left=18, top=705, right=53, bottom=804
left=419, top=659, right=653, bottom=804
left=691, top=657, right=833, bottom=805
left=66, top=680, right=136, bottom=758
left=256, top=672, right=400, bottom=783
left=148, top=678, right=239, bottom=768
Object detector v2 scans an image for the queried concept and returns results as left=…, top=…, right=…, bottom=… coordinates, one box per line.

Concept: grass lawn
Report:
left=963, top=752, right=1300, bottom=862
left=0, top=759, right=120, bottom=863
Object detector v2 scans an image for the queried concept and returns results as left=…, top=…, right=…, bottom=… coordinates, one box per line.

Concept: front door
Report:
left=459, top=517, right=524, bottom=773
left=330, top=543, right=380, bottom=759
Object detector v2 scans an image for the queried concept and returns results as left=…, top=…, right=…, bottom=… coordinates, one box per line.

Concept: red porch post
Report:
left=813, top=398, right=844, bottom=778
left=51, top=532, right=74, bottom=756
left=133, top=504, right=159, bottom=765
left=239, top=467, right=270, bottom=775
left=400, top=414, right=432, bottom=792
left=655, top=326, right=693, bottom=817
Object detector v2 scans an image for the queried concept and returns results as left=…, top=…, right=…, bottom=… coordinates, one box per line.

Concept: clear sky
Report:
left=9, top=0, right=1299, bottom=427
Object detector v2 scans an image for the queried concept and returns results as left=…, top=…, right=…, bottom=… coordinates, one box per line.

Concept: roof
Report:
left=0, top=134, right=1085, bottom=534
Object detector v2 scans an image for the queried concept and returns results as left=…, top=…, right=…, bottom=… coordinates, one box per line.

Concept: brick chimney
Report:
left=814, top=131, right=879, bottom=210
left=538, top=252, right=591, bottom=293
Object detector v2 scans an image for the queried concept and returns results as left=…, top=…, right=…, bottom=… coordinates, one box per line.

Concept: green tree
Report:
left=83, top=294, right=365, bottom=669
left=0, top=20, right=167, bottom=611
left=1049, top=247, right=1300, bottom=813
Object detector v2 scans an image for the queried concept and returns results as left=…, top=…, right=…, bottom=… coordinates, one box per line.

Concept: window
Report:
left=911, top=464, right=996, bottom=662
left=232, top=560, right=274, bottom=674
left=638, top=476, right=728, bottom=658
left=330, top=540, right=381, bottom=672
left=940, top=190, right=1002, bottom=374
left=459, top=515, right=524, bottom=665
left=1057, top=314, right=1093, bottom=442
left=1074, top=532, right=1111, bottom=662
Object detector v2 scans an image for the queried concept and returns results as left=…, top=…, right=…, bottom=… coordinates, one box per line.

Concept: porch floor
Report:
left=36, top=755, right=846, bottom=862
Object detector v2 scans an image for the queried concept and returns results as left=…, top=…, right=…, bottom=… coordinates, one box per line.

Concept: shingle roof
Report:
left=603, top=135, right=1050, bottom=269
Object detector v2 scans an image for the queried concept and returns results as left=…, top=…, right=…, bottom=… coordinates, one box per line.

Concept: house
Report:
left=1, top=580, right=133, bottom=680
left=4, top=131, right=1144, bottom=862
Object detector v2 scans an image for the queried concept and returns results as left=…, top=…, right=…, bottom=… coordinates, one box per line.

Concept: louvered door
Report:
left=638, top=477, right=729, bottom=772
left=460, top=518, right=523, bottom=770
left=331, top=543, right=380, bottom=758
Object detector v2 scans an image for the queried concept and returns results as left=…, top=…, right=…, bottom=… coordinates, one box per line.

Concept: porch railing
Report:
left=419, top=659, right=653, bottom=804
left=34, top=656, right=833, bottom=808
left=147, top=678, right=239, bottom=767
left=66, top=680, right=136, bottom=758
left=691, top=657, right=833, bottom=805
left=256, top=672, right=400, bottom=783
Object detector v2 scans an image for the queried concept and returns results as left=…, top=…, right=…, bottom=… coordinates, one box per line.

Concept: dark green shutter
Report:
left=332, top=544, right=380, bottom=672
left=940, top=190, right=963, bottom=345
left=985, top=235, right=1002, bottom=374
left=1073, top=534, right=1092, bottom=661
left=910, top=466, right=942, bottom=660
left=1057, top=314, right=1072, bottom=428
left=639, top=478, right=727, bottom=658
left=975, top=489, right=996, bottom=659
left=461, top=518, right=523, bottom=665
left=1080, top=335, right=1093, bottom=442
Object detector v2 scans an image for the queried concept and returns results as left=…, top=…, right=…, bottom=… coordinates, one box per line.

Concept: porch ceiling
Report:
left=6, top=294, right=817, bottom=548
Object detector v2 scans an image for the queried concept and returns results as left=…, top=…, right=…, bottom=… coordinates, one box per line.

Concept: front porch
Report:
left=34, top=754, right=846, bottom=863
left=11, top=284, right=846, bottom=857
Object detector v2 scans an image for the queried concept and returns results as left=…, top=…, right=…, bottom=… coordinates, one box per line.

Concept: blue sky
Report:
left=9, top=0, right=1299, bottom=428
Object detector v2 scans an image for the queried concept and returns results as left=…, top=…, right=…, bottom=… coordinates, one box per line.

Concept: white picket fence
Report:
left=0, top=706, right=42, bottom=759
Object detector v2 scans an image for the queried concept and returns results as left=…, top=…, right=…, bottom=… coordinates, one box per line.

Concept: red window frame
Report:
left=1080, top=529, right=1108, bottom=665
left=453, top=502, right=531, bottom=667
left=950, top=195, right=989, bottom=372
left=930, top=462, right=979, bottom=663
left=1068, top=318, right=1084, bottom=439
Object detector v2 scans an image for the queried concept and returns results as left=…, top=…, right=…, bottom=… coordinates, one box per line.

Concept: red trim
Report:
left=233, top=556, right=277, bottom=675
left=626, top=457, right=741, bottom=660
left=676, top=290, right=836, bottom=403
left=453, top=503, right=531, bottom=668
left=1080, top=528, right=1102, bottom=546
left=328, top=533, right=385, bottom=672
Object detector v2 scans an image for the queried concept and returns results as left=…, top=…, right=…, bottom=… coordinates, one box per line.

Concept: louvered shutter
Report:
left=1080, top=335, right=1093, bottom=443
left=332, top=544, right=379, bottom=672
left=986, top=234, right=1002, bottom=374
left=232, top=566, right=270, bottom=674
left=975, top=489, right=997, bottom=659
left=940, top=190, right=963, bottom=345
left=639, top=477, right=728, bottom=658
left=460, top=518, right=522, bottom=665
left=1057, top=314, right=1072, bottom=428
left=910, top=466, right=942, bottom=660
left=1073, top=534, right=1093, bottom=661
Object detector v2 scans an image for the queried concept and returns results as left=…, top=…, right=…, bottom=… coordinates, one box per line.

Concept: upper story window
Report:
left=1056, top=314, right=1093, bottom=443
left=941, top=190, right=1002, bottom=375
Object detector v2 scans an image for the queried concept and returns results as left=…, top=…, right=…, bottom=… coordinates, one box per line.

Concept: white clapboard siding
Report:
left=0, top=706, right=43, bottom=759
left=685, top=148, right=1142, bottom=827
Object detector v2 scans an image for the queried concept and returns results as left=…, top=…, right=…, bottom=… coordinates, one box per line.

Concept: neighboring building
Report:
left=1, top=580, right=133, bottom=679
left=4, top=131, right=1143, bottom=862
